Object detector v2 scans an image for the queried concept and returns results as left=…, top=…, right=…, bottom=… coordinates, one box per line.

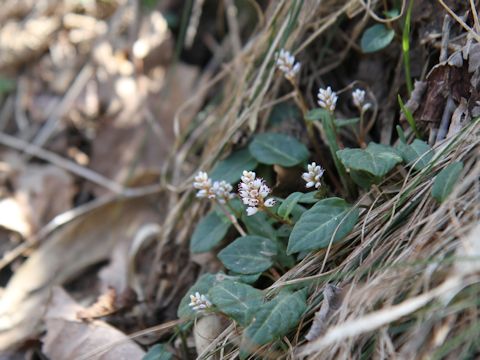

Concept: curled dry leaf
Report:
left=77, top=287, right=117, bottom=321
left=42, top=287, right=145, bottom=360
left=305, top=284, right=343, bottom=341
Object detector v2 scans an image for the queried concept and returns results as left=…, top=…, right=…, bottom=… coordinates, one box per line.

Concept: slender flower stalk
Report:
left=315, top=86, right=356, bottom=198
left=352, top=88, right=371, bottom=147
left=193, top=171, right=246, bottom=235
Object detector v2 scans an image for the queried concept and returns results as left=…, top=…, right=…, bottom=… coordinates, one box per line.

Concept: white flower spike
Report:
left=302, top=162, right=325, bottom=189
left=189, top=292, right=212, bottom=312
left=193, top=171, right=234, bottom=202
left=276, top=49, right=301, bottom=81
left=352, top=88, right=371, bottom=112
left=317, top=86, right=338, bottom=112
left=239, top=170, right=276, bottom=216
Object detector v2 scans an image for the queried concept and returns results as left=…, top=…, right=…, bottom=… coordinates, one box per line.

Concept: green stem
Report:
left=216, top=201, right=247, bottom=236
left=402, top=0, right=414, bottom=95
left=323, top=111, right=355, bottom=198
left=262, top=205, right=293, bottom=226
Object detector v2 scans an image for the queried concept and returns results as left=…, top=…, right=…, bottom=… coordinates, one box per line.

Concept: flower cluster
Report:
left=238, top=171, right=275, bottom=216
left=317, top=86, right=338, bottom=112
left=189, top=292, right=212, bottom=312
left=352, top=88, right=371, bottom=112
left=302, top=162, right=325, bottom=189
left=275, top=49, right=301, bottom=81
left=193, top=171, right=234, bottom=203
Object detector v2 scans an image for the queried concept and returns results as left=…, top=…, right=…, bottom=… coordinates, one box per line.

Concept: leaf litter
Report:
left=0, top=0, right=479, bottom=359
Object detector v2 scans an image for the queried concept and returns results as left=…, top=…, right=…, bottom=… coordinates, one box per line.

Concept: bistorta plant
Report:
left=180, top=42, right=444, bottom=359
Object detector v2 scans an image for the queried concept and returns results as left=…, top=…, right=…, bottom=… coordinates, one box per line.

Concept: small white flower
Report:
left=238, top=171, right=275, bottom=216
left=189, top=292, right=212, bottom=312
left=302, top=162, right=325, bottom=189
left=193, top=172, right=234, bottom=202
left=317, top=86, right=338, bottom=112
left=211, top=180, right=235, bottom=203
left=193, top=171, right=213, bottom=199
left=352, top=88, right=371, bottom=112
left=264, top=198, right=276, bottom=207
left=276, top=49, right=301, bottom=80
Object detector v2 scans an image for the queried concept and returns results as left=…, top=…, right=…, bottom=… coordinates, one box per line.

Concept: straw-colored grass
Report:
left=148, top=1, right=480, bottom=358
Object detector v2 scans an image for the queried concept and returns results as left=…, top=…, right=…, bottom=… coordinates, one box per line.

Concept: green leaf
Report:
left=268, top=102, right=301, bottom=126
left=431, top=162, right=464, bottom=203
left=248, top=133, right=309, bottom=167
left=287, top=197, right=359, bottom=254
left=361, top=24, right=395, bottom=53
left=190, top=211, right=231, bottom=253
left=337, top=142, right=402, bottom=180
left=218, top=235, right=277, bottom=274
left=240, top=289, right=307, bottom=357
left=298, top=192, right=321, bottom=204
left=277, top=192, right=303, bottom=220
left=209, top=280, right=263, bottom=326
left=210, top=148, right=258, bottom=183
left=335, top=117, right=360, bottom=128
left=143, top=344, right=172, bottom=360
left=305, top=108, right=329, bottom=122
left=396, top=139, right=433, bottom=170
left=177, top=274, right=218, bottom=318
left=226, top=272, right=262, bottom=284
left=241, top=211, right=277, bottom=240
left=349, top=169, right=379, bottom=189
left=385, top=8, right=400, bottom=18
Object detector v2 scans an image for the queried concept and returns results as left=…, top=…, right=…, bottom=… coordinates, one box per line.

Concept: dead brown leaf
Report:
left=305, top=284, right=343, bottom=341
left=0, top=154, right=74, bottom=237
left=42, top=287, right=145, bottom=360
left=0, top=193, right=162, bottom=351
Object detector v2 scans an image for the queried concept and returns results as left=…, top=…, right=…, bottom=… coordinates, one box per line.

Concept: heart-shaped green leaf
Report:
left=240, top=289, right=307, bottom=358
left=248, top=133, right=308, bottom=167
left=210, top=148, right=258, bottom=183
left=337, top=142, right=402, bottom=179
left=431, top=162, right=464, bottom=203
left=361, top=24, right=395, bottom=53
left=287, top=197, right=359, bottom=254
left=396, top=139, right=433, bottom=170
left=209, top=280, right=263, bottom=327
left=218, top=235, right=277, bottom=274
left=190, top=211, right=231, bottom=253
